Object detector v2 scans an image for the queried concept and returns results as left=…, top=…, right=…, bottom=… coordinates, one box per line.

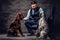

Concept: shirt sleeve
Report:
left=23, top=9, right=30, bottom=20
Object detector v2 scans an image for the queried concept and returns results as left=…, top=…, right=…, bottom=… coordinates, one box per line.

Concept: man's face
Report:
left=31, top=4, right=37, bottom=9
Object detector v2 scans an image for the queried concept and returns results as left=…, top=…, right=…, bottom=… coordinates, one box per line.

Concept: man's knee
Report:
left=25, top=21, right=28, bottom=25
left=24, top=20, right=30, bottom=25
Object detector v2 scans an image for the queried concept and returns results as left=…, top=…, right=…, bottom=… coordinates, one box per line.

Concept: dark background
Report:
left=0, top=0, right=60, bottom=37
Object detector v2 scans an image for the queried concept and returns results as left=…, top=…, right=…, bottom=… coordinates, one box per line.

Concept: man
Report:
left=23, top=1, right=44, bottom=36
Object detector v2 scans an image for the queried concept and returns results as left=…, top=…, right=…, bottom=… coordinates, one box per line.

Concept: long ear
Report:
left=15, top=13, right=20, bottom=20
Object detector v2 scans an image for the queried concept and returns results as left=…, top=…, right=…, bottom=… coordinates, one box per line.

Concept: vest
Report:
left=30, top=7, right=40, bottom=22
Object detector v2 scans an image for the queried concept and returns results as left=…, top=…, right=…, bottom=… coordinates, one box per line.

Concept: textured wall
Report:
left=0, top=0, right=59, bottom=34
left=0, top=0, right=52, bottom=33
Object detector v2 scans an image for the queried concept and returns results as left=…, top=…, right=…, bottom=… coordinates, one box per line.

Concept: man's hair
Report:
left=31, top=1, right=37, bottom=4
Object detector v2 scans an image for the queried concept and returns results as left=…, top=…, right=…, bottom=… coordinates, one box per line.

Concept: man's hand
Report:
left=29, top=16, right=33, bottom=19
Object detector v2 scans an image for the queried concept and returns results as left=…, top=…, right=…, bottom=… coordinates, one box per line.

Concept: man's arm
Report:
left=23, top=9, right=30, bottom=20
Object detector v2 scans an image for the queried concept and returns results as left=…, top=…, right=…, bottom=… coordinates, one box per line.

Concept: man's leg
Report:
left=25, top=20, right=35, bottom=35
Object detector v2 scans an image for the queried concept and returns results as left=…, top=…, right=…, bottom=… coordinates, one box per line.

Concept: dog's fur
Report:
left=36, top=12, right=48, bottom=38
left=7, top=12, right=24, bottom=37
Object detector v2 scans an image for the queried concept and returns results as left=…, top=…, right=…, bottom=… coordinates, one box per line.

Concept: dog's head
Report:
left=16, top=12, right=24, bottom=20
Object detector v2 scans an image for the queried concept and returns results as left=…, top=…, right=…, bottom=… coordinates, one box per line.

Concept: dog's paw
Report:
left=36, top=33, right=40, bottom=37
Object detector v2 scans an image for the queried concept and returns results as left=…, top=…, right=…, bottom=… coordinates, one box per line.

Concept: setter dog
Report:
left=36, top=12, right=48, bottom=38
left=7, top=12, right=24, bottom=37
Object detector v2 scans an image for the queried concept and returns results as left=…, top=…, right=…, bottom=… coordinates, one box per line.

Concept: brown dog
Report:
left=7, top=12, right=24, bottom=37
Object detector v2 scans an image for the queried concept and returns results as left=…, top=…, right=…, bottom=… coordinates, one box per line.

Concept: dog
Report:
left=36, top=12, right=48, bottom=38
left=7, top=12, right=24, bottom=37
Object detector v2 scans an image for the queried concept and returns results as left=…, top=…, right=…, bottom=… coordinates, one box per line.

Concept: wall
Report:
left=0, top=0, right=60, bottom=35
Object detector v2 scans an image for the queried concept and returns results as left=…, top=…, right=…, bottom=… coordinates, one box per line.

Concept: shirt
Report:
left=23, top=8, right=44, bottom=20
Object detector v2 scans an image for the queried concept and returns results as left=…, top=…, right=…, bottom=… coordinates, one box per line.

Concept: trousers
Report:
left=24, top=19, right=38, bottom=34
